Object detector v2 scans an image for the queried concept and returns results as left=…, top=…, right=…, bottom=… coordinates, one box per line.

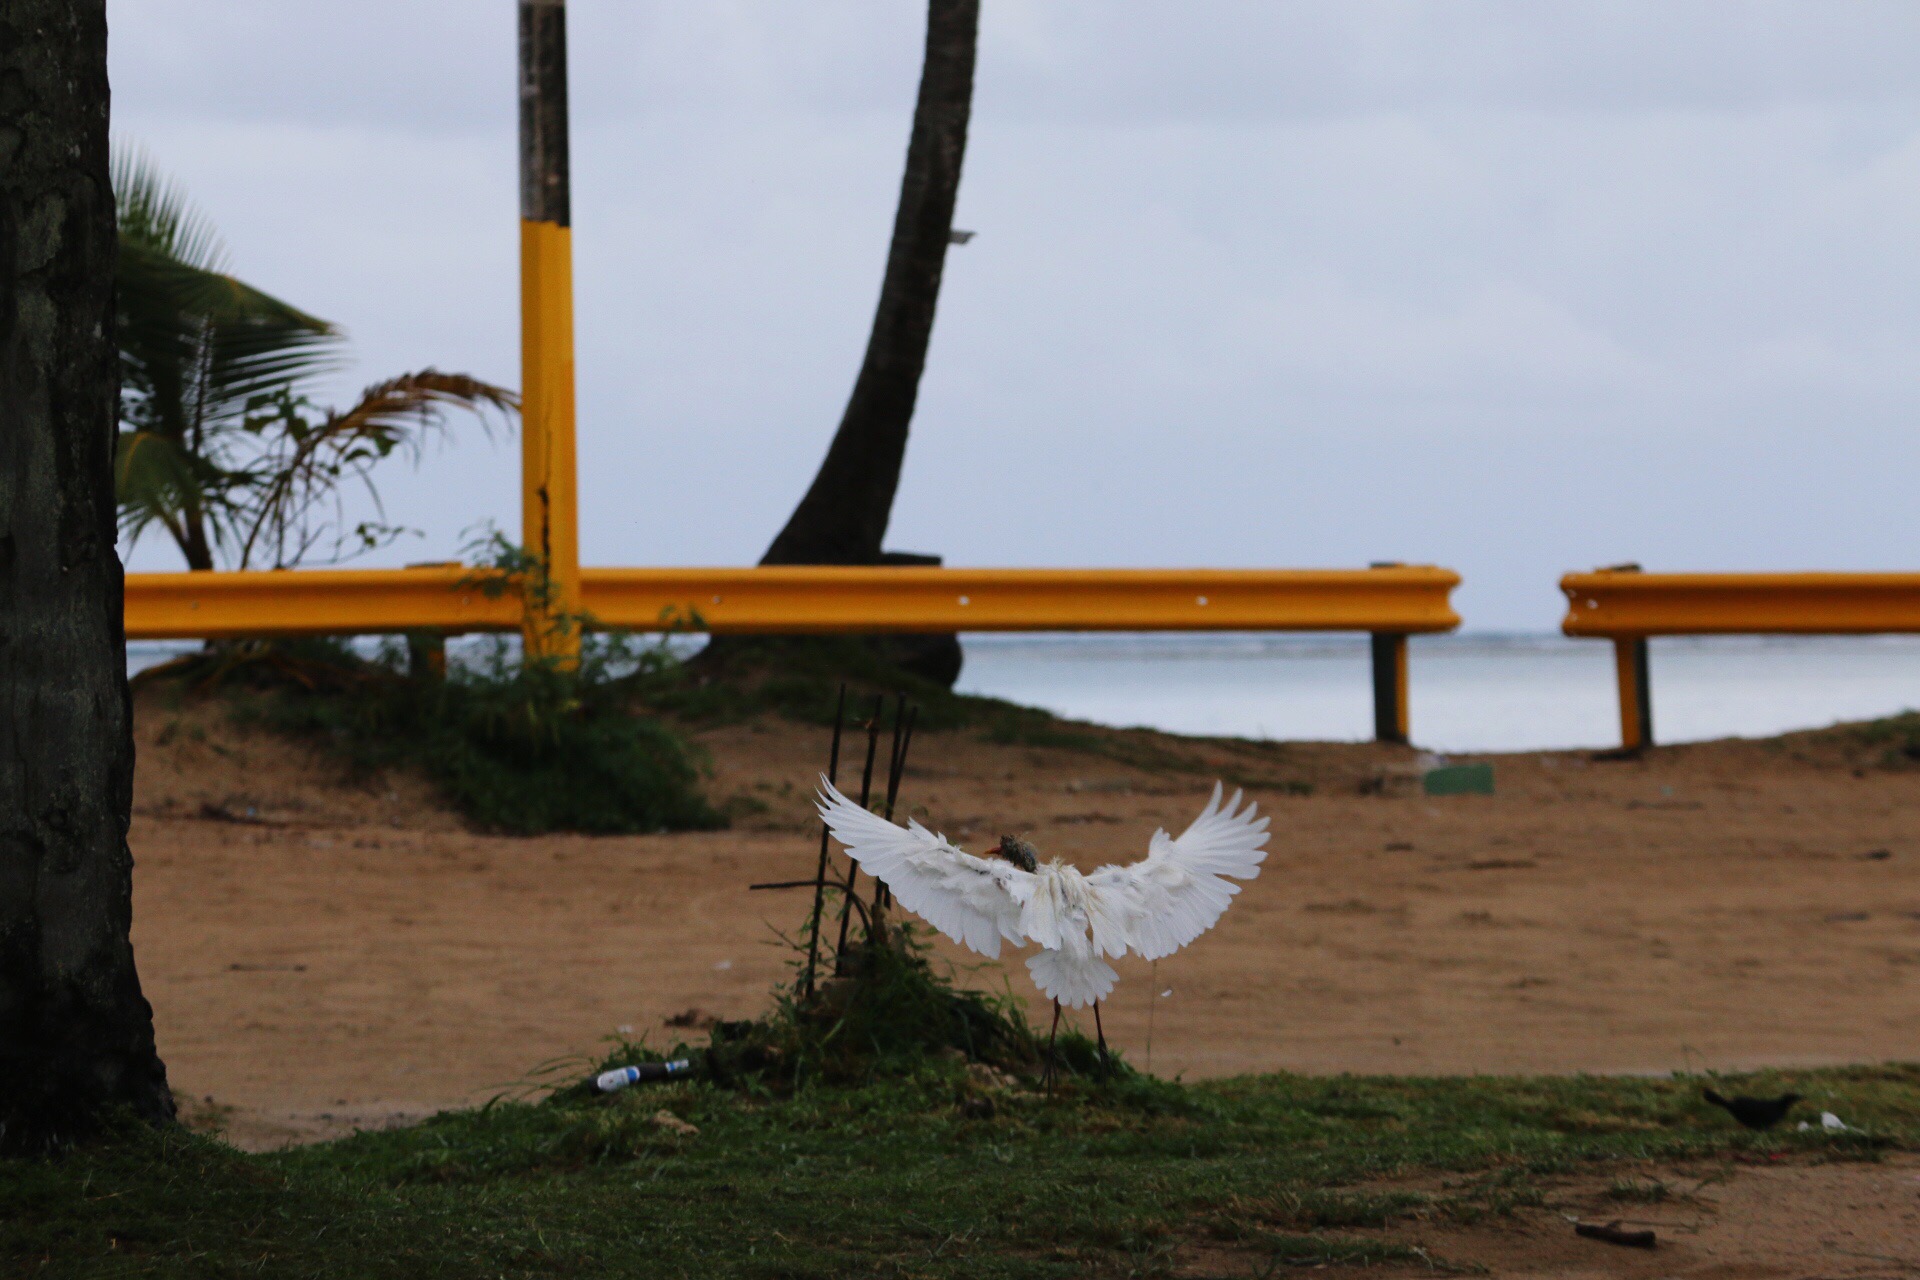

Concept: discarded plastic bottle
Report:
left=595, top=1059, right=694, bottom=1093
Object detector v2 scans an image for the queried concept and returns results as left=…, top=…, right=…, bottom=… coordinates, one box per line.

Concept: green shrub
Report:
left=164, top=630, right=723, bottom=836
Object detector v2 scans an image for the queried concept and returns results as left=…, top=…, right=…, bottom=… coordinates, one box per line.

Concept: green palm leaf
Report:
left=112, top=149, right=517, bottom=572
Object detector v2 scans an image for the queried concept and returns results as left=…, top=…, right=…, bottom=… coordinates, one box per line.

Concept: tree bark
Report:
left=761, top=0, right=978, bottom=568
left=0, top=0, right=175, bottom=1151
left=715, top=0, right=975, bottom=687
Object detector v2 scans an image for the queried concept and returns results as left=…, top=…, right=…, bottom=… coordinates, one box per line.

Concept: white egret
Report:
left=814, top=777, right=1270, bottom=1068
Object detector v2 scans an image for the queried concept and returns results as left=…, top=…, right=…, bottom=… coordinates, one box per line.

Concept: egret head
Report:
left=993, top=835, right=1039, bottom=872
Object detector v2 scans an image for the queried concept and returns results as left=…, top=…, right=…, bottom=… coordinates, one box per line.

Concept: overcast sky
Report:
left=109, top=2, right=1920, bottom=630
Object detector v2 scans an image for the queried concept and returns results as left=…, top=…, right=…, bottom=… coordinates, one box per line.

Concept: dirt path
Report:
left=129, top=692, right=1920, bottom=1152
left=1182, top=1154, right=1920, bottom=1278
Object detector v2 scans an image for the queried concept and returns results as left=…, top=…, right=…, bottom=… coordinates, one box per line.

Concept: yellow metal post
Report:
left=1369, top=633, right=1410, bottom=744
left=518, top=0, right=581, bottom=662
left=1613, top=637, right=1653, bottom=752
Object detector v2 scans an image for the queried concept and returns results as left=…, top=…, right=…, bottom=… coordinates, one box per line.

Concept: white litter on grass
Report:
left=1798, top=1112, right=1850, bottom=1132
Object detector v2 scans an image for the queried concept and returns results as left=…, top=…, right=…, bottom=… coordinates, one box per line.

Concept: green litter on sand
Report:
left=1423, top=763, right=1495, bottom=796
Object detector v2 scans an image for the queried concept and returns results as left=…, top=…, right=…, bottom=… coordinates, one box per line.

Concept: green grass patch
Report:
left=9, top=1064, right=1918, bottom=1278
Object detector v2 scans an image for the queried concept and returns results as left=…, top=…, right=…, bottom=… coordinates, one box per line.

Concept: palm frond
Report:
left=113, top=145, right=226, bottom=270
left=321, top=371, right=520, bottom=445
left=114, top=430, right=194, bottom=547
left=235, top=370, right=519, bottom=569
left=117, top=240, right=344, bottom=412
left=112, top=147, right=345, bottom=566
left=111, top=149, right=515, bottom=572
left=114, top=429, right=252, bottom=557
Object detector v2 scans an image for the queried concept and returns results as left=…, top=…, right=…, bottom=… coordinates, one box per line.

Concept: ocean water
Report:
left=128, top=633, right=1920, bottom=754
left=954, top=633, right=1920, bottom=754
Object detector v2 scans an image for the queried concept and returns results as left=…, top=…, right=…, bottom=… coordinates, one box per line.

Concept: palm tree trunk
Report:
left=761, top=0, right=978, bottom=567
left=706, top=0, right=975, bottom=686
left=177, top=495, right=215, bottom=570
left=0, top=0, right=176, bottom=1151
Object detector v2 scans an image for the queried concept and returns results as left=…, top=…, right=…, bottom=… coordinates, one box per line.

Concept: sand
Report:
left=126, top=689, right=1920, bottom=1266
left=1185, top=1154, right=1920, bottom=1277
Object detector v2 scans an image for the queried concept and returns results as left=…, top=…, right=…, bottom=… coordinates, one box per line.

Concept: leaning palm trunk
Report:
left=713, top=0, right=977, bottom=686
left=762, top=0, right=978, bottom=567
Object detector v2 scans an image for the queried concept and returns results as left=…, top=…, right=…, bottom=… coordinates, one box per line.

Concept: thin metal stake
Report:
left=874, top=699, right=918, bottom=914
left=834, top=695, right=884, bottom=958
left=882, top=693, right=907, bottom=819
left=800, top=684, right=847, bottom=998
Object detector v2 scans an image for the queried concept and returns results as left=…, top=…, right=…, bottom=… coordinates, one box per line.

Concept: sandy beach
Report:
left=127, top=688, right=1920, bottom=1151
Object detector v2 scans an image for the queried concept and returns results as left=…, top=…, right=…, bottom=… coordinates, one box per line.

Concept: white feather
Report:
left=814, top=778, right=1029, bottom=958
left=1087, top=782, right=1270, bottom=961
left=814, top=777, right=1270, bottom=1007
left=1026, top=948, right=1117, bottom=1009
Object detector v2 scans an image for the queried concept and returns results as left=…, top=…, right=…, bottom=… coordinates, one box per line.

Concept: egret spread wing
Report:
left=815, top=777, right=1033, bottom=958
left=1088, top=782, right=1270, bottom=960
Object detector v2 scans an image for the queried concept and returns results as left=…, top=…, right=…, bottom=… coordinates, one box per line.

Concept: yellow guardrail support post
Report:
left=1594, top=562, right=1653, bottom=753
left=1368, top=632, right=1409, bottom=745
left=1613, top=636, right=1653, bottom=752
left=1366, top=563, right=1410, bottom=745
left=518, top=0, right=581, bottom=665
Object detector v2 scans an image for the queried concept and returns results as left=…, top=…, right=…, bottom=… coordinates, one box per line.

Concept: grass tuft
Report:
left=570, top=923, right=1146, bottom=1100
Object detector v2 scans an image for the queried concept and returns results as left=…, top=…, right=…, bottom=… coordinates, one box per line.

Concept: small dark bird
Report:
left=992, top=835, right=1039, bottom=872
left=1702, top=1088, right=1802, bottom=1130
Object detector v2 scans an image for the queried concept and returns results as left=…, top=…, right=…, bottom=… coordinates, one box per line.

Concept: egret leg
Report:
left=1044, top=1000, right=1061, bottom=1093
left=1092, top=1001, right=1110, bottom=1078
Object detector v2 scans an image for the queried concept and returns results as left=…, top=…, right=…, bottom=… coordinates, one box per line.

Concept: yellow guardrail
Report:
left=586, top=565, right=1461, bottom=635
left=123, top=563, right=1460, bottom=742
left=1559, top=567, right=1920, bottom=751
left=124, top=565, right=517, bottom=640
left=127, top=564, right=1461, bottom=638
